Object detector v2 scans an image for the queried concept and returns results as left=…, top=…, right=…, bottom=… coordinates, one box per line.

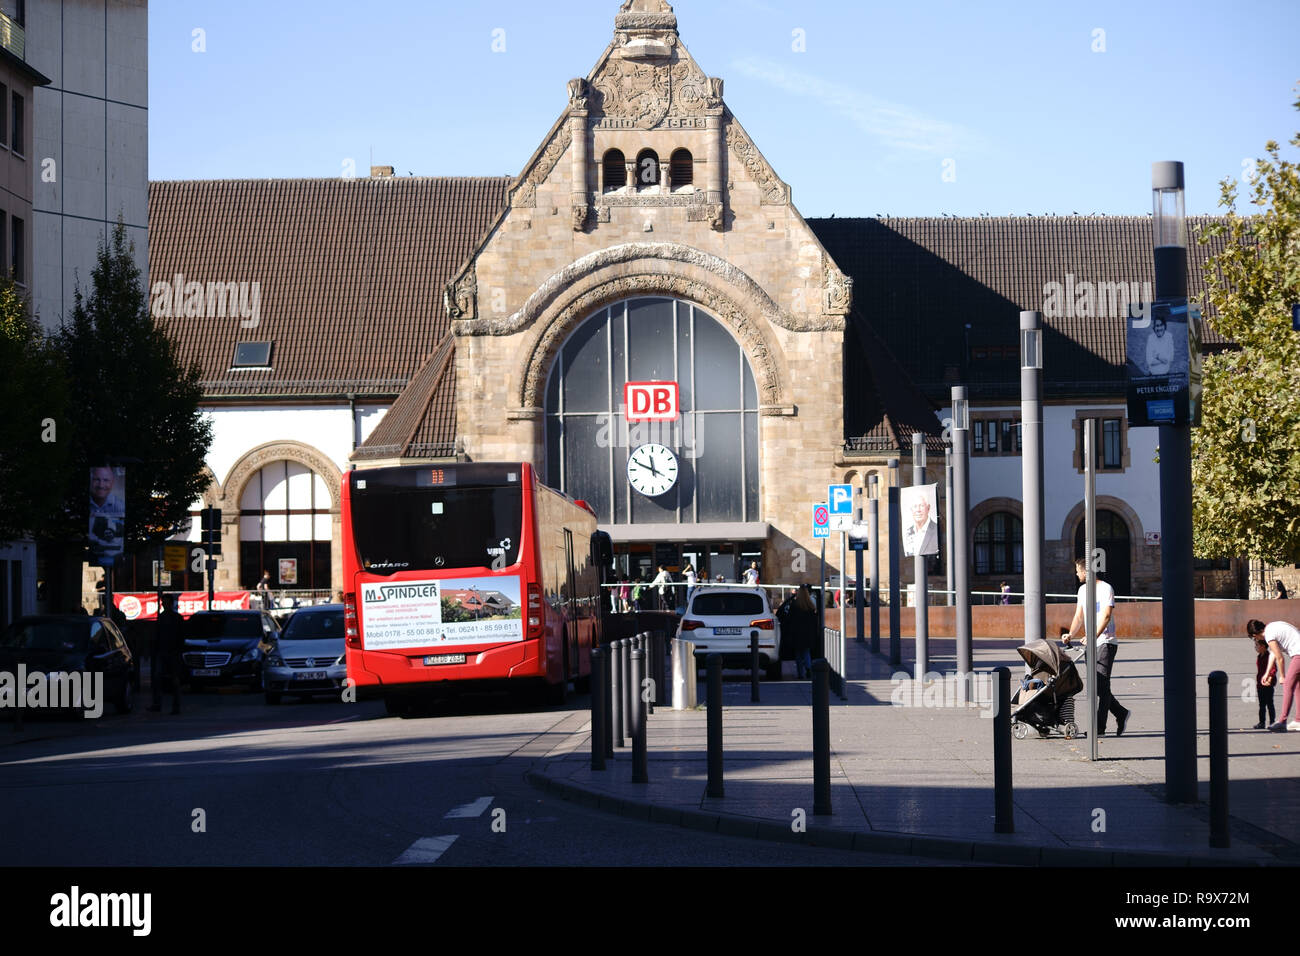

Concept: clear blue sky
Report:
left=148, top=0, right=1299, bottom=217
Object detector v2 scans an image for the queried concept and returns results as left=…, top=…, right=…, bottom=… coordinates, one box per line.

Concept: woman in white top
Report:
left=1248, top=619, right=1300, bottom=731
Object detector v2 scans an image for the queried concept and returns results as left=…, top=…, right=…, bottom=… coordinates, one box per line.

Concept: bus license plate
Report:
left=192, top=668, right=221, bottom=677
left=294, top=671, right=328, bottom=680
left=424, top=654, right=466, bottom=666
left=713, top=627, right=742, bottom=635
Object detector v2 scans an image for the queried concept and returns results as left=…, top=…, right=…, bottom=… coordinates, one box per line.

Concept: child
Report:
left=1253, top=633, right=1276, bottom=729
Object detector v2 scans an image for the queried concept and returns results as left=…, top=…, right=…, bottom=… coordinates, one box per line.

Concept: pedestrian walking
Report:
left=1000, top=581, right=1011, bottom=605
left=618, top=576, right=631, bottom=614
left=256, top=569, right=273, bottom=609
left=148, top=593, right=184, bottom=715
left=778, top=584, right=819, bottom=679
left=742, top=561, right=760, bottom=587
left=1063, top=557, right=1130, bottom=737
left=1251, top=630, right=1276, bottom=729
left=1274, top=580, right=1289, bottom=600
left=1248, top=619, right=1300, bottom=732
left=683, top=563, right=697, bottom=604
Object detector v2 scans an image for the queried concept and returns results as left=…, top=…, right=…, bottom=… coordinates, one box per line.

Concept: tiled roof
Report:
left=352, top=335, right=458, bottom=461
left=811, top=216, right=1230, bottom=402
left=148, top=177, right=510, bottom=398
left=844, top=313, right=945, bottom=454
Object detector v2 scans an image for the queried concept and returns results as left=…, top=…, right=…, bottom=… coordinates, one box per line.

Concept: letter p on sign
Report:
left=625, top=382, right=680, bottom=422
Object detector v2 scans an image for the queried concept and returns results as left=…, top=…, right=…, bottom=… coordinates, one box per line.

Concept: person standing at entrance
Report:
left=1064, top=557, right=1130, bottom=737
left=651, top=564, right=672, bottom=611
left=742, top=561, right=759, bottom=587
left=683, top=563, right=697, bottom=604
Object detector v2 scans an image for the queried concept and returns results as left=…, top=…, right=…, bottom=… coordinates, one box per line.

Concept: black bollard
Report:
left=622, top=636, right=634, bottom=741
left=590, top=647, right=606, bottom=771
left=706, top=653, right=724, bottom=798
left=611, top=640, right=624, bottom=748
left=631, top=648, right=648, bottom=783
left=750, top=631, right=761, bottom=703
left=646, top=632, right=657, bottom=715
left=993, top=666, right=1014, bottom=833
left=1209, top=671, right=1229, bottom=848
left=602, top=642, right=614, bottom=759
left=812, top=658, right=831, bottom=815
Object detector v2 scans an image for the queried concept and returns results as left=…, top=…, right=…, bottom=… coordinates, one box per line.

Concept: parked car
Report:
left=181, top=610, right=278, bottom=691
left=0, top=615, right=136, bottom=714
left=262, top=604, right=346, bottom=705
left=676, top=587, right=782, bottom=680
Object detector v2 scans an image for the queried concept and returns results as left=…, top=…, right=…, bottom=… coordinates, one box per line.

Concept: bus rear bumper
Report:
left=347, top=639, right=543, bottom=689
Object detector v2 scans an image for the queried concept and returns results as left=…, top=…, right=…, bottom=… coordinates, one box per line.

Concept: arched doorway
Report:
left=1075, top=509, right=1131, bottom=596
left=238, top=461, right=334, bottom=591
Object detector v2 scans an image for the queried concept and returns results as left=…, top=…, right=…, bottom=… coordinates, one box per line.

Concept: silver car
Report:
left=262, top=604, right=346, bottom=704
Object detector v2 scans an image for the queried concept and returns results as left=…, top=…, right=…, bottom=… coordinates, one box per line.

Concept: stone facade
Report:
left=450, top=0, right=850, bottom=578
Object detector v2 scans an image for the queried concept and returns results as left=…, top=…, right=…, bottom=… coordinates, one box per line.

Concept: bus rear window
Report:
left=351, top=486, right=522, bottom=574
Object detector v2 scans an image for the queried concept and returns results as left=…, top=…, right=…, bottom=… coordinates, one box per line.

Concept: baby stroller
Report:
left=1010, top=640, right=1085, bottom=739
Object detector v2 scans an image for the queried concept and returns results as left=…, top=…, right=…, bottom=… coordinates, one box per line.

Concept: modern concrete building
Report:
left=28, top=0, right=148, bottom=332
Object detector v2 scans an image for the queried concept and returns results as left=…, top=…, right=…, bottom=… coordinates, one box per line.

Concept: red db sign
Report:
left=624, top=382, right=679, bottom=422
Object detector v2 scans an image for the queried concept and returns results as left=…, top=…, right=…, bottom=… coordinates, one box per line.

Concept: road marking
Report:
left=393, top=835, right=458, bottom=865
left=444, top=796, right=494, bottom=818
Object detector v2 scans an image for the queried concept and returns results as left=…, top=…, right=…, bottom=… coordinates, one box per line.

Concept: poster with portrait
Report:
left=1126, top=298, right=1203, bottom=427
left=899, top=483, right=939, bottom=557
left=88, top=465, right=126, bottom=567
left=278, top=558, right=298, bottom=586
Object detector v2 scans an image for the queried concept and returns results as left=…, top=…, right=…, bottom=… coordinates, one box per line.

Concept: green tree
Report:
left=53, top=220, right=213, bottom=557
left=0, top=277, right=71, bottom=541
left=1193, top=93, right=1300, bottom=564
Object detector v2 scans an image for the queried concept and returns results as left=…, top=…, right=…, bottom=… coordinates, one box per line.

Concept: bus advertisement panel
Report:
left=359, top=576, right=523, bottom=650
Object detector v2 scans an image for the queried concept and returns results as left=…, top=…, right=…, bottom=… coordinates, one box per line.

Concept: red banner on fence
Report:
left=113, top=591, right=252, bottom=621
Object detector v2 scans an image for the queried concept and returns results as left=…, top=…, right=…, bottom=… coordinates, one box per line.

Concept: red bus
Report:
left=341, top=462, right=605, bottom=714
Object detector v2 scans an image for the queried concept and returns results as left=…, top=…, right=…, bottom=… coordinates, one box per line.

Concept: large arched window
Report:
left=239, top=462, right=333, bottom=590
left=974, top=512, right=1022, bottom=575
left=545, top=298, right=760, bottom=525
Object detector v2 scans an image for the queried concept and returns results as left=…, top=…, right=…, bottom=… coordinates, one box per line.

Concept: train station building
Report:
left=141, top=0, right=1249, bottom=607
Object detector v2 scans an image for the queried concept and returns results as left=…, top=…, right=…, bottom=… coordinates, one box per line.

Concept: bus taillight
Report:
left=344, top=592, right=359, bottom=647
left=527, top=583, right=544, bottom=639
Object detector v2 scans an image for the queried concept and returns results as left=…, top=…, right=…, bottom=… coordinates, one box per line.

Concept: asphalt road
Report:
left=0, top=684, right=931, bottom=867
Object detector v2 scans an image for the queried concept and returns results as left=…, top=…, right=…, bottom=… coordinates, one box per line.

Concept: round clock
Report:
left=627, top=443, right=679, bottom=497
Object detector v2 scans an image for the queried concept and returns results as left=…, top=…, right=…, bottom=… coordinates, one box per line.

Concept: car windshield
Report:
left=0, top=620, right=88, bottom=653
left=281, top=609, right=344, bottom=641
left=184, top=614, right=263, bottom=639
left=690, top=593, right=766, bottom=616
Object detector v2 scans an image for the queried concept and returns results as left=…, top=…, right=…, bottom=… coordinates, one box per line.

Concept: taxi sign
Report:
left=813, top=503, right=830, bottom=539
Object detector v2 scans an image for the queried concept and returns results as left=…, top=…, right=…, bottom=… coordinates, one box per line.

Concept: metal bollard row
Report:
left=1209, top=670, right=1229, bottom=849
left=706, top=653, right=724, bottom=798
left=993, top=666, right=1014, bottom=833
left=812, top=658, right=831, bottom=815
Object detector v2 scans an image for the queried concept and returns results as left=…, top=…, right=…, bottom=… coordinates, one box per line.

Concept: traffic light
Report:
left=200, top=506, right=222, bottom=556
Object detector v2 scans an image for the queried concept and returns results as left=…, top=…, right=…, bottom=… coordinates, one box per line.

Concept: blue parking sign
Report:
left=828, top=484, right=853, bottom=515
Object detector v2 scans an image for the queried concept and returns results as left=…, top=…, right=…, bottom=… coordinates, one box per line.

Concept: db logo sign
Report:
left=624, top=382, right=679, bottom=422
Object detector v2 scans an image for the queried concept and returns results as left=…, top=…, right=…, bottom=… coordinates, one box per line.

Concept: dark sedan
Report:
left=182, top=610, right=279, bottom=691
left=0, top=615, right=136, bottom=716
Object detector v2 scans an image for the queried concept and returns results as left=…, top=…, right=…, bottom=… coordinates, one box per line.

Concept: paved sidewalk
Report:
left=530, top=636, right=1300, bottom=865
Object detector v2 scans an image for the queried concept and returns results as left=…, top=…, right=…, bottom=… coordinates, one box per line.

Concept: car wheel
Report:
left=115, top=678, right=134, bottom=714
left=265, top=691, right=282, bottom=705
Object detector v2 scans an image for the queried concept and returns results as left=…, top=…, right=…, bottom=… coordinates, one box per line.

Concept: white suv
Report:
left=677, top=587, right=782, bottom=680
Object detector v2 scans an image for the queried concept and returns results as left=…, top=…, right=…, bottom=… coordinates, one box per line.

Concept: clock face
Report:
left=627, top=443, right=679, bottom=497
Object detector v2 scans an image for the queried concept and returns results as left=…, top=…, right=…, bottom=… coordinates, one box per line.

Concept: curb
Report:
left=525, top=770, right=1270, bottom=868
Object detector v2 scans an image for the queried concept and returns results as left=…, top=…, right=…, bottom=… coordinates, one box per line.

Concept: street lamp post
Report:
left=1020, top=310, right=1045, bottom=648
left=951, top=388, right=972, bottom=679
left=1153, top=160, right=1197, bottom=803
left=887, top=457, right=901, bottom=667
left=868, top=473, right=880, bottom=654
left=945, top=448, right=953, bottom=608
left=912, top=432, right=929, bottom=678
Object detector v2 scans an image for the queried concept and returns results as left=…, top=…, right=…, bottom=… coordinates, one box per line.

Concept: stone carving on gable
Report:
left=567, top=78, right=590, bottom=112
left=823, top=258, right=853, bottom=315
left=572, top=203, right=589, bottom=232
left=444, top=266, right=477, bottom=320
left=592, top=59, right=673, bottom=129
left=725, top=116, right=790, bottom=206
left=509, top=123, right=573, bottom=209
